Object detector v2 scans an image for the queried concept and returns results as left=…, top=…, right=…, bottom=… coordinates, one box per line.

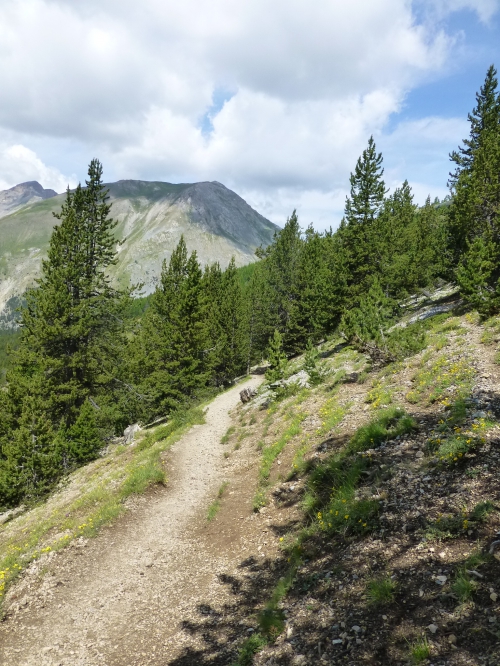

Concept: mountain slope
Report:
left=0, top=179, right=278, bottom=322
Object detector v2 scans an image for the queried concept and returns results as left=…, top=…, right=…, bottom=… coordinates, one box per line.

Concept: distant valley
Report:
left=0, top=179, right=278, bottom=326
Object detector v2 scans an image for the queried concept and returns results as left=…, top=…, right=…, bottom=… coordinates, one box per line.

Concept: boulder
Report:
left=240, top=387, right=258, bottom=404
left=124, top=423, right=142, bottom=444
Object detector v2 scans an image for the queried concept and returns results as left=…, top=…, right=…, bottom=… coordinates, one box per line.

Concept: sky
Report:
left=0, top=0, right=498, bottom=231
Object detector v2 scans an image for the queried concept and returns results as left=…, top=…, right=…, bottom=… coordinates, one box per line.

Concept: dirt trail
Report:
left=0, top=376, right=263, bottom=666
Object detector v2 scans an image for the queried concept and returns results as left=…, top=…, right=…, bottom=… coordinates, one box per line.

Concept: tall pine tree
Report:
left=343, top=136, right=387, bottom=299
left=0, top=159, right=126, bottom=505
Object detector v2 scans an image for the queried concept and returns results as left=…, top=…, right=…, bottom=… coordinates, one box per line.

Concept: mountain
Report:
left=0, top=181, right=57, bottom=218
left=0, top=179, right=279, bottom=325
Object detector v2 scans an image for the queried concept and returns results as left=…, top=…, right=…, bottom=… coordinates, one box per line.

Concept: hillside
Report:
left=0, top=179, right=278, bottom=323
left=0, top=291, right=499, bottom=666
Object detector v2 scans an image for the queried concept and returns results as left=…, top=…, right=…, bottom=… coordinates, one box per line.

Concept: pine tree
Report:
left=244, top=261, right=274, bottom=370
left=265, top=330, right=288, bottom=383
left=261, top=211, right=303, bottom=354
left=373, top=180, right=420, bottom=297
left=456, top=230, right=500, bottom=315
left=449, top=66, right=500, bottom=258
left=343, top=136, right=387, bottom=299
left=0, top=159, right=125, bottom=504
left=218, top=258, right=247, bottom=384
left=303, top=339, right=322, bottom=386
left=449, top=65, right=500, bottom=188
left=135, top=236, right=209, bottom=418
left=340, top=278, right=396, bottom=360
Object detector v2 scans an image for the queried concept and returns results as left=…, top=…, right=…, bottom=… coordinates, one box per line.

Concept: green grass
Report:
left=432, top=316, right=462, bottom=334
left=365, top=381, right=393, bottom=409
left=452, top=571, right=477, bottom=602
left=424, top=501, right=496, bottom=541
left=253, top=413, right=305, bottom=509
left=259, top=414, right=306, bottom=482
left=305, top=408, right=415, bottom=536
left=207, top=482, right=229, bottom=521
left=408, top=635, right=431, bottom=664
left=221, top=426, right=235, bottom=444
left=348, top=407, right=416, bottom=454
left=0, top=405, right=205, bottom=603
left=406, top=354, right=475, bottom=405
left=232, top=633, right=268, bottom=666
left=366, top=576, right=396, bottom=605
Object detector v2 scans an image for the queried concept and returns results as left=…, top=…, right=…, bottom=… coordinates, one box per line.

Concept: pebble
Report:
left=436, top=575, right=447, bottom=585
left=490, top=592, right=498, bottom=602
left=351, top=625, right=361, bottom=633
left=332, top=639, right=343, bottom=645
left=449, top=634, right=457, bottom=644
left=428, top=624, right=438, bottom=634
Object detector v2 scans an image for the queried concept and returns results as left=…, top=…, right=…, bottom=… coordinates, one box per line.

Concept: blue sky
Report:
left=0, top=0, right=498, bottom=230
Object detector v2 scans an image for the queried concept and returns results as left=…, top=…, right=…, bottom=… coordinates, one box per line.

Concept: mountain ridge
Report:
left=0, top=180, right=57, bottom=218
left=0, top=178, right=279, bottom=325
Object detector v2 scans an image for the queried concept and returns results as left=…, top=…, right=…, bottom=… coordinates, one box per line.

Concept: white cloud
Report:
left=0, top=144, right=75, bottom=192
left=0, top=0, right=491, bottom=225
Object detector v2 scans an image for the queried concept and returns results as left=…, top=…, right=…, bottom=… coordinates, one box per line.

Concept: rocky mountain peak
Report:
left=0, top=180, right=58, bottom=218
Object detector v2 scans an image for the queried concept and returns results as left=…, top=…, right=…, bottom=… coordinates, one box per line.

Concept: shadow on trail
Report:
left=166, top=553, right=290, bottom=665
left=167, top=389, right=500, bottom=666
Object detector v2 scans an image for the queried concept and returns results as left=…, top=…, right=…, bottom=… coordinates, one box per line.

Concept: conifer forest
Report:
left=0, top=64, right=499, bottom=510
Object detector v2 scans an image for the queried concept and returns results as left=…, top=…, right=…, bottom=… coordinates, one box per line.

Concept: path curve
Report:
left=0, top=376, right=263, bottom=666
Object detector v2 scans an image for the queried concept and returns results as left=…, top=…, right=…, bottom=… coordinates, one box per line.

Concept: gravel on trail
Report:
left=0, top=376, right=263, bottom=666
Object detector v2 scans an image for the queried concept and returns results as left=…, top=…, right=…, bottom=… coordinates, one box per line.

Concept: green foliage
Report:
left=449, top=65, right=500, bottom=311
left=343, top=135, right=386, bottom=297
left=0, top=330, right=20, bottom=384
left=340, top=279, right=397, bottom=360
left=303, top=339, right=322, bottom=385
left=384, top=321, right=428, bottom=360
left=233, top=633, right=268, bottom=666
left=408, top=635, right=431, bottom=664
left=0, top=160, right=132, bottom=507
left=265, top=330, right=288, bottom=383
left=366, top=576, right=396, bottom=605
left=452, top=570, right=477, bottom=602
left=348, top=407, right=416, bottom=453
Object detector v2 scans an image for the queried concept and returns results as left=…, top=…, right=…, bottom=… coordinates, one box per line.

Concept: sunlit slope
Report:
left=0, top=179, right=278, bottom=315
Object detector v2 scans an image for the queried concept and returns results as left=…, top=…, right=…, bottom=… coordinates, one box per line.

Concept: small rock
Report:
left=351, top=625, right=361, bottom=633
left=436, top=575, right=447, bottom=585
left=428, top=624, right=438, bottom=634
left=415, top=451, right=424, bottom=459
left=291, top=656, right=307, bottom=665
left=332, top=639, right=343, bottom=645
left=382, top=615, right=388, bottom=620
left=448, top=634, right=457, bottom=644
left=489, top=616, right=496, bottom=624
left=490, top=592, right=498, bottom=602
left=419, top=590, right=424, bottom=597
